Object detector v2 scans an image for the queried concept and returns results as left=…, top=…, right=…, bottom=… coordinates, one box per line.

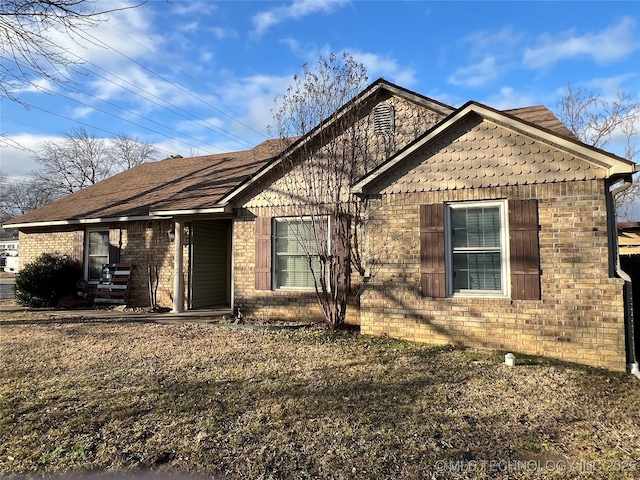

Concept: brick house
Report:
left=4, top=79, right=638, bottom=372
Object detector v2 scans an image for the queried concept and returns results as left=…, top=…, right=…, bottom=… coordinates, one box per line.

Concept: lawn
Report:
left=1, top=312, right=639, bottom=479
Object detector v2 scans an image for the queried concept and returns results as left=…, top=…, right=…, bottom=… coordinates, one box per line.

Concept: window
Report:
left=274, top=217, right=328, bottom=289
left=447, top=201, right=509, bottom=296
left=86, top=230, right=109, bottom=282
left=420, top=200, right=540, bottom=300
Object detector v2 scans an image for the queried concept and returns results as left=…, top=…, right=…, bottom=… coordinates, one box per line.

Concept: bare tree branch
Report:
left=0, top=0, right=149, bottom=103
left=271, top=53, right=378, bottom=328
left=31, top=127, right=157, bottom=197
left=109, top=132, right=159, bottom=170
left=557, top=83, right=640, bottom=221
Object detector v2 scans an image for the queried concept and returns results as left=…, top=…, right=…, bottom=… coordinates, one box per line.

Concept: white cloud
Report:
left=276, top=42, right=417, bottom=88
left=209, top=27, right=238, bottom=40
left=448, top=57, right=499, bottom=88
left=45, top=1, right=162, bottom=68
left=523, top=16, right=639, bottom=69
left=482, top=87, right=543, bottom=111
left=584, top=74, right=640, bottom=102
left=169, top=1, right=217, bottom=17
left=350, top=52, right=416, bottom=87
left=218, top=74, right=293, bottom=135
left=252, top=0, right=349, bottom=36
left=0, top=134, right=60, bottom=180
left=181, top=21, right=200, bottom=33
left=10, top=77, right=58, bottom=96
left=462, top=27, right=524, bottom=58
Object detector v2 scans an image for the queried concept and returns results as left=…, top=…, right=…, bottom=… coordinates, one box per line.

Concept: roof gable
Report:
left=353, top=102, right=637, bottom=195
left=220, top=78, right=455, bottom=206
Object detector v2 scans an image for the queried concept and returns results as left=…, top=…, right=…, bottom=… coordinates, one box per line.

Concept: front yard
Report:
left=1, top=312, right=639, bottom=479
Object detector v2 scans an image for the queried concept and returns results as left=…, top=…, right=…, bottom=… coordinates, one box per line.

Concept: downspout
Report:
left=607, top=175, right=639, bottom=378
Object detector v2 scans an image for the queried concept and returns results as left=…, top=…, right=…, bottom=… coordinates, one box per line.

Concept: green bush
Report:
left=14, top=253, right=83, bottom=308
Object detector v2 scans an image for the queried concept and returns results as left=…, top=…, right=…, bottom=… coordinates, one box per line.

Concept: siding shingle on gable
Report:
left=374, top=115, right=603, bottom=195
left=242, top=93, right=447, bottom=209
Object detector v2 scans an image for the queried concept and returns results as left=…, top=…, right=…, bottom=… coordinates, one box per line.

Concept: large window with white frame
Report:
left=274, top=217, right=328, bottom=290
left=447, top=200, right=509, bottom=297
left=86, top=229, right=109, bottom=282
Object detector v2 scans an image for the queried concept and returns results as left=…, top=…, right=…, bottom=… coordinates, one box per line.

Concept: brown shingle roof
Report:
left=503, top=105, right=577, bottom=140
left=6, top=89, right=608, bottom=228
left=5, top=139, right=283, bottom=226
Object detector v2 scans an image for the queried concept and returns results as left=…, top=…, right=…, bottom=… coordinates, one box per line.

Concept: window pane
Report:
left=452, top=207, right=500, bottom=248
left=276, top=221, right=315, bottom=254
left=453, top=252, right=501, bottom=291
left=89, top=231, right=109, bottom=255
left=276, top=255, right=318, bottom=288
left=89, top=257, right=107, bottom=281
left=88, top=231, right=109, bottom=281
left=275, top=219, right=326, bottom=289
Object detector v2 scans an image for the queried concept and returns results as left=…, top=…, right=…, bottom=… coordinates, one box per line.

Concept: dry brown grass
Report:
left=1, top=310, right=640, bottom=479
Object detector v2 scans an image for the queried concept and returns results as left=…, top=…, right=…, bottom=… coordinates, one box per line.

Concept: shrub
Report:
left=14, top=253, right=83, bottom=308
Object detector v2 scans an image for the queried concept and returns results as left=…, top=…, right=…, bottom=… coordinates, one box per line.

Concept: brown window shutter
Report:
left=72, top=230, right=84, bottom=263
left=255, top=217, right=272, bottom=290
left=109, top=228, right=121, bottom=264
left=420, top=204, right=446, bottom=297
left=509, top=199, right=541, bottom=300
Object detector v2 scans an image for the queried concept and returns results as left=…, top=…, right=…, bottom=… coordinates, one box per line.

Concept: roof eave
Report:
left=3, top=214, right=172, bottom=230
left=150, top=205, right=232, bottom=217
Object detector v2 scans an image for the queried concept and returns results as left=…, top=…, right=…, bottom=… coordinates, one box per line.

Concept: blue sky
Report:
left=1, top=0, right=639, bottom=180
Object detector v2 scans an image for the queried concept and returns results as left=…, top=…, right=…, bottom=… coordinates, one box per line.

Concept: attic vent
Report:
left=374, top=104, right=395, bottom=135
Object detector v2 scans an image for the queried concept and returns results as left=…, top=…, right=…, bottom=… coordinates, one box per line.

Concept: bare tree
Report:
left=0, top=174, right=58, bottom=237
left=0, top=0, right=148, bottom=103
left=32, top=127, right=157, bottom=196
left=0, top=171, right=11, bottom=238
left=1, top=176, right=58, bottom=217
left=32, top=127, right=110, bottom=194
left=109, top=133, right=159, bottom=170
left=557, top=84, right=640, bottom=220
left=271, top=53, right=372, bottom=329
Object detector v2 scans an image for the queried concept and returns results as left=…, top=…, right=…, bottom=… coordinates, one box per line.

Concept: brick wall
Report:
left=233, top=208, right=328, bottom=322
left=18, top=220, right=188, bottom=309
left=19, top=227, right=76, bottom=266
left=359, top=180, right=626, bottom=371
left=117, top=220, right=187, bottom=308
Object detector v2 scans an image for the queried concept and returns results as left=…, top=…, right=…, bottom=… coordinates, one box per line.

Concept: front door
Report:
left=190, top=220, right=230, bottom=309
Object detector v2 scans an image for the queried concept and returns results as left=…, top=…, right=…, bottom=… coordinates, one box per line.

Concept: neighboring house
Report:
left=4, top=79, right=638, bottom=373
left=619, top=222, right=640, bottom=353
left=0, top=238, right=19, bottom=252
left=0, top=239, right=19, bottom=271
left=619, top=222, right=640, bottom=256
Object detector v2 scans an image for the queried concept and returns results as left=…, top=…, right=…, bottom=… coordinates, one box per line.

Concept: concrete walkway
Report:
left=0, top=303, right=232, bottom=324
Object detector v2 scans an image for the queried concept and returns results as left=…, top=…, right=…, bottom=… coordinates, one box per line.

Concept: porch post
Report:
left=172, top=220, right=184, bottom=313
